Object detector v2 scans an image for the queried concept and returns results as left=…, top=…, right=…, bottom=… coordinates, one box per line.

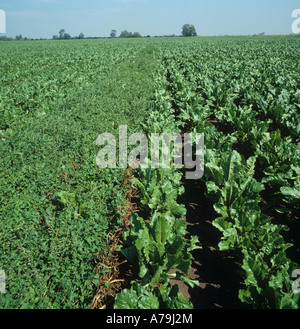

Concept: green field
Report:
left=0, top=36, right=299, bottom=309
left=0, top=39, right=157, bottom=308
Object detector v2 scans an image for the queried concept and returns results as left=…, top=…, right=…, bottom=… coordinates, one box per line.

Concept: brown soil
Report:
left=172, top=173, right=250, bottom=309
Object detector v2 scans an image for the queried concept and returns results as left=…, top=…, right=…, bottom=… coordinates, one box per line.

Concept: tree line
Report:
left=111, top=25, right=197, bottom=38
left=52, top=29, right=84, bottom=40
left=0, top=25, right=198, bottom=41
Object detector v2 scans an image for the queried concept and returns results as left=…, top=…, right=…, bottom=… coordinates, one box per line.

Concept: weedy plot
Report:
left=0, top=39, right=156, bottom=309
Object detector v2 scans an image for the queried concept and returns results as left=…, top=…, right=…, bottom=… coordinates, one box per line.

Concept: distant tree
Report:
left=15, top=34, right=23, bottom=41
left=0, top=36, right=13, bottom=41
left=132, top=32, right=142, bottom=38
left=182, top=24, right=197, bottom=37
left=59, top=29, right=65, bottom=39
left=57, top=29, right=72, bottom=40
left=119, top=30, right=142, bottom=38
left=119, top=30, right=130, bottom=38
left=110, top=30, right=117, bottom=38
left=78, top=33, right=84, bottom=39
left=63, top=33, right=71, bottom=40
left=52, top=35, right=59, bottom=40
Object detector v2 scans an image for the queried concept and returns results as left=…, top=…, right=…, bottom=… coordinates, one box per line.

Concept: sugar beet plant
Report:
left=114, top=60, right=201, bottom=309
left=159, top=36, right=300, bottom=309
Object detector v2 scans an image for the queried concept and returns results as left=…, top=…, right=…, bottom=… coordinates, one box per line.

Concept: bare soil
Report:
left=171, top=173, right=250, bottom=309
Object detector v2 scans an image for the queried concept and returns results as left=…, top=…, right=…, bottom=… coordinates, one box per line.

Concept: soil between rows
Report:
left=172, top=172, right=250, bottom=309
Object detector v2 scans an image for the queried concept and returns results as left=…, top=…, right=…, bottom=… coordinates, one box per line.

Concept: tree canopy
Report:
left=182, top=24, right=197, bottom=37
left=110, top=30, right=117, bottom=38
left=119, top=30, right=142, bottom=38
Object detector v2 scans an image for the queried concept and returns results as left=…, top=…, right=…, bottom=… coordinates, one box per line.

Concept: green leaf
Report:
left=114, top=283, right=160, bottom=309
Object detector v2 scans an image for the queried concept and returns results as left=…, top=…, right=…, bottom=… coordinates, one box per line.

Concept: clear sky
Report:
left=0, top=0, right=299, bottom=38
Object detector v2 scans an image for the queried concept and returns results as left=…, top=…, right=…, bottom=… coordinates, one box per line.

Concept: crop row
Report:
left=162, top=37, right=300, bottom=309
left=114, top=52, right=200, bottom=309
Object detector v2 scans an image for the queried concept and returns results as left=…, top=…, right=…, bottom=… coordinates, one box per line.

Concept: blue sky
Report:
left=0, top=0, right=299, bottom=38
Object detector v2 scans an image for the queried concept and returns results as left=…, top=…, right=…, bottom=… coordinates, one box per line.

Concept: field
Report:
left=0, top=36, right=299, bottom=309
